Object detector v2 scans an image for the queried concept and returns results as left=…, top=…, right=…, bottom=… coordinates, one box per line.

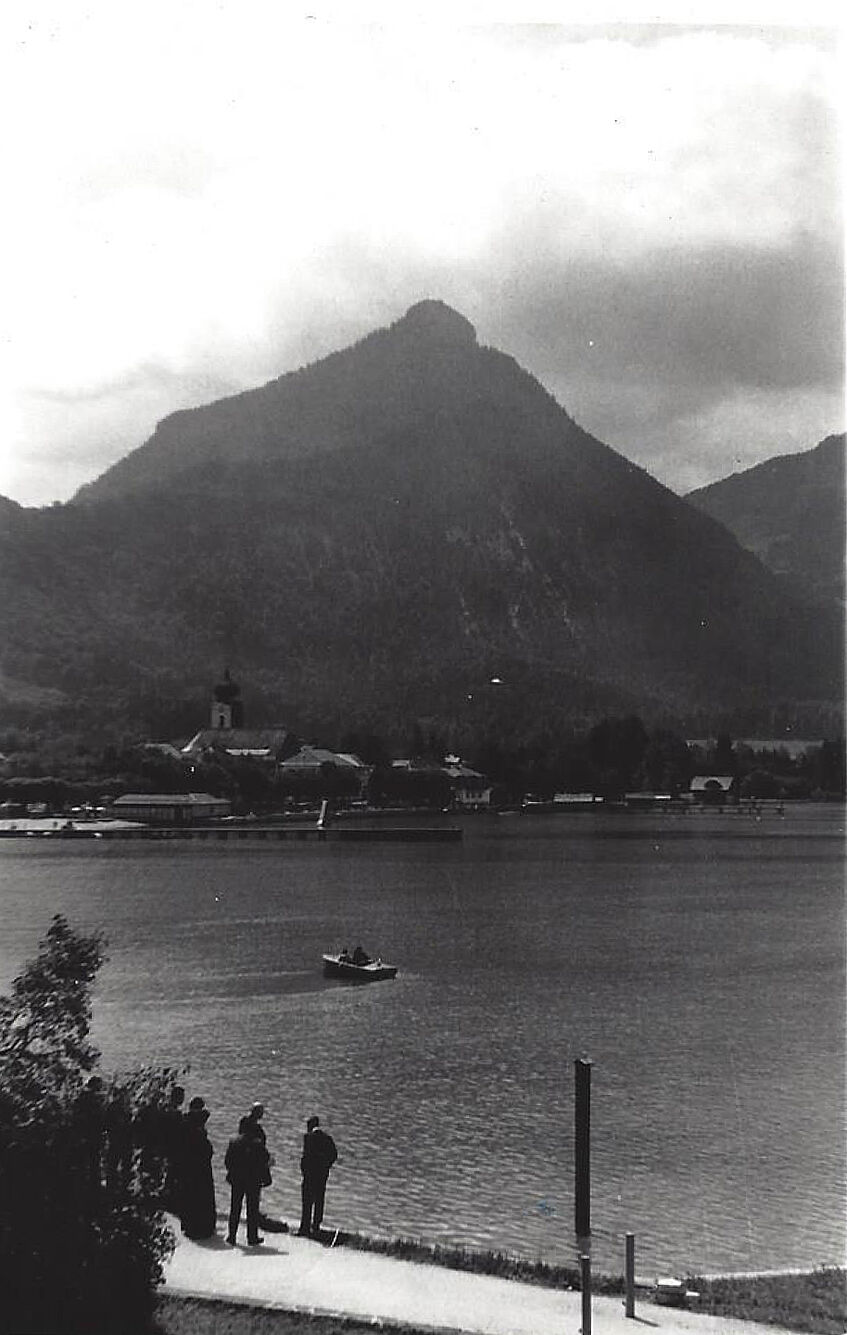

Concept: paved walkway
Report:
left=163, top=1223, right=796, bottom=1335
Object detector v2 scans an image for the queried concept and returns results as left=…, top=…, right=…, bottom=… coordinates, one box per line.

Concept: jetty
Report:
left=0, top=817, right=462, bottom=843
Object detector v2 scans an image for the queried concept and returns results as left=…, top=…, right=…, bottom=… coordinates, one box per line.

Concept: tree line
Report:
left=2, top=717, right=844, bottom=812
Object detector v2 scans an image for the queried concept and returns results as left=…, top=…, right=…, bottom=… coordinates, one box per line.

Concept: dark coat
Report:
left=225, top=1131, right=270, bottom=1188
left=180, top=1112, right=216, bottom=1239
left=301, top=1127, right=337, bottom=1181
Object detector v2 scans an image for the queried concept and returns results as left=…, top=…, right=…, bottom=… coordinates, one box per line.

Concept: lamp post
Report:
left=574, top=1056, right=591, bottom=1246
left=575, top=1056, right=592, bottom=1335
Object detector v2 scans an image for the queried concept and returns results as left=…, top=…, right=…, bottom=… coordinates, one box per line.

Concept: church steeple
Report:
left=211, top=668, right=244, bottom=729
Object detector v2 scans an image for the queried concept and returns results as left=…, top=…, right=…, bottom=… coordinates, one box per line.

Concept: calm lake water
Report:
left=1, top=806, right=844, bottom=1275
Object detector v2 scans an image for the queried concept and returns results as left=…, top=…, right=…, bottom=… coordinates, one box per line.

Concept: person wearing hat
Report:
left=298, top=1115, right=337, bottom=1239
left=179, top=1097, right=216, bottom=1239
left=245, top=1101, right=274, bottom=1191
left=225, top=1116, right=270, bottom=1246
left=246, top=1102, right=267, bottom=1147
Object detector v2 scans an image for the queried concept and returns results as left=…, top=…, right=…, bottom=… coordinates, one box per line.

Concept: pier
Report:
left=0, top=818, right=462, bottom=843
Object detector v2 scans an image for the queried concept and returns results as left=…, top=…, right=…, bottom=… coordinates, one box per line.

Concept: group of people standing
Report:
left=224, top=1108, right=339, bottom=1245
left=74, top=1077, right=221, bottom=1238
left=73, top=1077, right=339, bottom=1246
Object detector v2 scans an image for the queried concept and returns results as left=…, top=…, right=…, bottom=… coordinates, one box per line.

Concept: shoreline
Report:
left=159, top=1220, right=846, bottom=1335
left=264, top=1216, right=845, bottom=1294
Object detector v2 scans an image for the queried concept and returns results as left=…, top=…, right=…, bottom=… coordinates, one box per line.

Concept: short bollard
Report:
left=580, top=1252, right=592, bottom=1335
left=625, top=1233, right=636, bottom=1317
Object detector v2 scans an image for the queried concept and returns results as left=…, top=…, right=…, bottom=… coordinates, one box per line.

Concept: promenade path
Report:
left=163, top=1224, right=797, bottom=1335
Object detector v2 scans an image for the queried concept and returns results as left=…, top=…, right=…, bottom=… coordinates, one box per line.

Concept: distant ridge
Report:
left=1, top=302, right=842, bottom=741
left=686, top=433, right=845, bottom=607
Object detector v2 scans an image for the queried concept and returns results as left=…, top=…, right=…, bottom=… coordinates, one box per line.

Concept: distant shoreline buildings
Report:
left=1, top=669, right=840, bottom=825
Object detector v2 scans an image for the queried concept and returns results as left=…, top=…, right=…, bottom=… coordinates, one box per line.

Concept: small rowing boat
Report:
left=322, top=952, right=398, bottom=982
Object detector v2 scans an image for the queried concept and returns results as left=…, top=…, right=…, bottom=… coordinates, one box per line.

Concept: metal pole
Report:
left=574, top=1057, right=591, bottom=1242
left=580, top=1252, right=592, bottom=1335
left=625, top=1233, right=636, bottom=1318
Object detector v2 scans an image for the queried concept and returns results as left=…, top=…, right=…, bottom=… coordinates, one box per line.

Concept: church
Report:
left=181, top=670, right=294, bottom=763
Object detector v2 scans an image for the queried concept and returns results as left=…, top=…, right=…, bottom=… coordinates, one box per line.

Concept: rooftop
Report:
left=113, top=792, right=230, bottom=806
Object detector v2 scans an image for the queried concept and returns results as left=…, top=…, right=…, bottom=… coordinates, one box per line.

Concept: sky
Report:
left=1, top=2, right=843, bottom=507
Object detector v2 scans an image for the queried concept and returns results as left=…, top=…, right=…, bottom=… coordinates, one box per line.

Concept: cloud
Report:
left=0, top=13, right=841, bottom=504
left=487, top=227, right=844, bottom=404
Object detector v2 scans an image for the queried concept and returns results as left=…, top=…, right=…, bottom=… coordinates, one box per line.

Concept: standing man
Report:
left=299, top=1115, right=337, bottom=1240
left=246, top=1102, right=267, bottom=1147
left=225, top=1117, right=269, bottom=1246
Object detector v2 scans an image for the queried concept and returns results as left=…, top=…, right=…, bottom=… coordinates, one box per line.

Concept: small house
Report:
left=278, top=746, right=371, bottom=796
left=442, top=760, right=493, bottom=809
left=689, top=775, right=736, bottom=805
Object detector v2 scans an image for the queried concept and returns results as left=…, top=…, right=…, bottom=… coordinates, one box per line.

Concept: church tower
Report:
left=211, top=668, right=244, bottom=729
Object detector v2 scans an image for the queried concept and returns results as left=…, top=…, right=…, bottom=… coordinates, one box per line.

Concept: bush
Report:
left=0, top=916, right=176, bottom=1335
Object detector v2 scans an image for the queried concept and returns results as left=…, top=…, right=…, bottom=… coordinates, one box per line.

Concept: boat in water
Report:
left=322, top=951, right=398, bottom=982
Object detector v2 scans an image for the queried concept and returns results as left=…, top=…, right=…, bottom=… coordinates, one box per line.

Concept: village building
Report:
left=181, top=671, right=293, bottom=762
left=624, top=792, right=675, bottom=809
left=111, top=792, right=232, bottom=824
left=689, top=775, right=737, bottom=804
left=442, top=758, right=493, bottom=809
left=553, top=792, right=601, bottom=808
left=391, top=755, right=493, bottom=808
left=278, top=745, right=371, bottom=794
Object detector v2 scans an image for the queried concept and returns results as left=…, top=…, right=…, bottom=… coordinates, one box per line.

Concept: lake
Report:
left=0, top=805, right=843, bottom=1276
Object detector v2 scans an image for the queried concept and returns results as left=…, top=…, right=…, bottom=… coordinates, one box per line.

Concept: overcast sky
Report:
left=1, top=3, right=843, bottom=506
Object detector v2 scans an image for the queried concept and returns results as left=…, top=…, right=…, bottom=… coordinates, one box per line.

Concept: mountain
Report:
left=686, top=434, right=845, bottom=608
left=0, top=301, right=843, bottom=743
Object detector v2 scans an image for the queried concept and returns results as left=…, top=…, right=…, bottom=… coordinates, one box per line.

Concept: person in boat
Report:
left=351, top=945, right=370, bottom=966
left=298, top=1115, right=338, bottom=1239
left=338, top=947, right=352, bottom=963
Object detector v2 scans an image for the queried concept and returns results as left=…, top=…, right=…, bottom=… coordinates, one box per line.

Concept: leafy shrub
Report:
left=0, top=916, right=176, bottom=1335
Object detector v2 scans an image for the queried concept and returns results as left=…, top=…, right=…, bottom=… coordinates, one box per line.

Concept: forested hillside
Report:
left=686, top=434, right=845, bottom=607
left=0, top=302, right=842, bottom=746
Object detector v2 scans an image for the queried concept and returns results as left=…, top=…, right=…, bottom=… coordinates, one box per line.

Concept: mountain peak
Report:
left=393, top=300, right=477, bottom=346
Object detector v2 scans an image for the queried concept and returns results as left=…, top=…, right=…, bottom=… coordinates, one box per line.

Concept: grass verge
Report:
left=328, top=1228, right=619, bottom=1293
left=687, top=1269, right=846, bottom=1335
left=154, top=1294, right=423, bottom=1335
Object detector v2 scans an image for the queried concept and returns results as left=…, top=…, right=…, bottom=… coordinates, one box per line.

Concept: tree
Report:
left=810, top=738, right=846, bottom=797
left=740, top=768, right=784, bottom=799
left=0, top=917, right=175, bottom=1335
left=713, top=732, right=737, bottom=775
left=339, top=730, right=390, bottom=769
left=587, top=715, right=648, bottom=797
left=640, top=729, right=693, bottom=795
left=368, top=764, right=451, bottom=809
